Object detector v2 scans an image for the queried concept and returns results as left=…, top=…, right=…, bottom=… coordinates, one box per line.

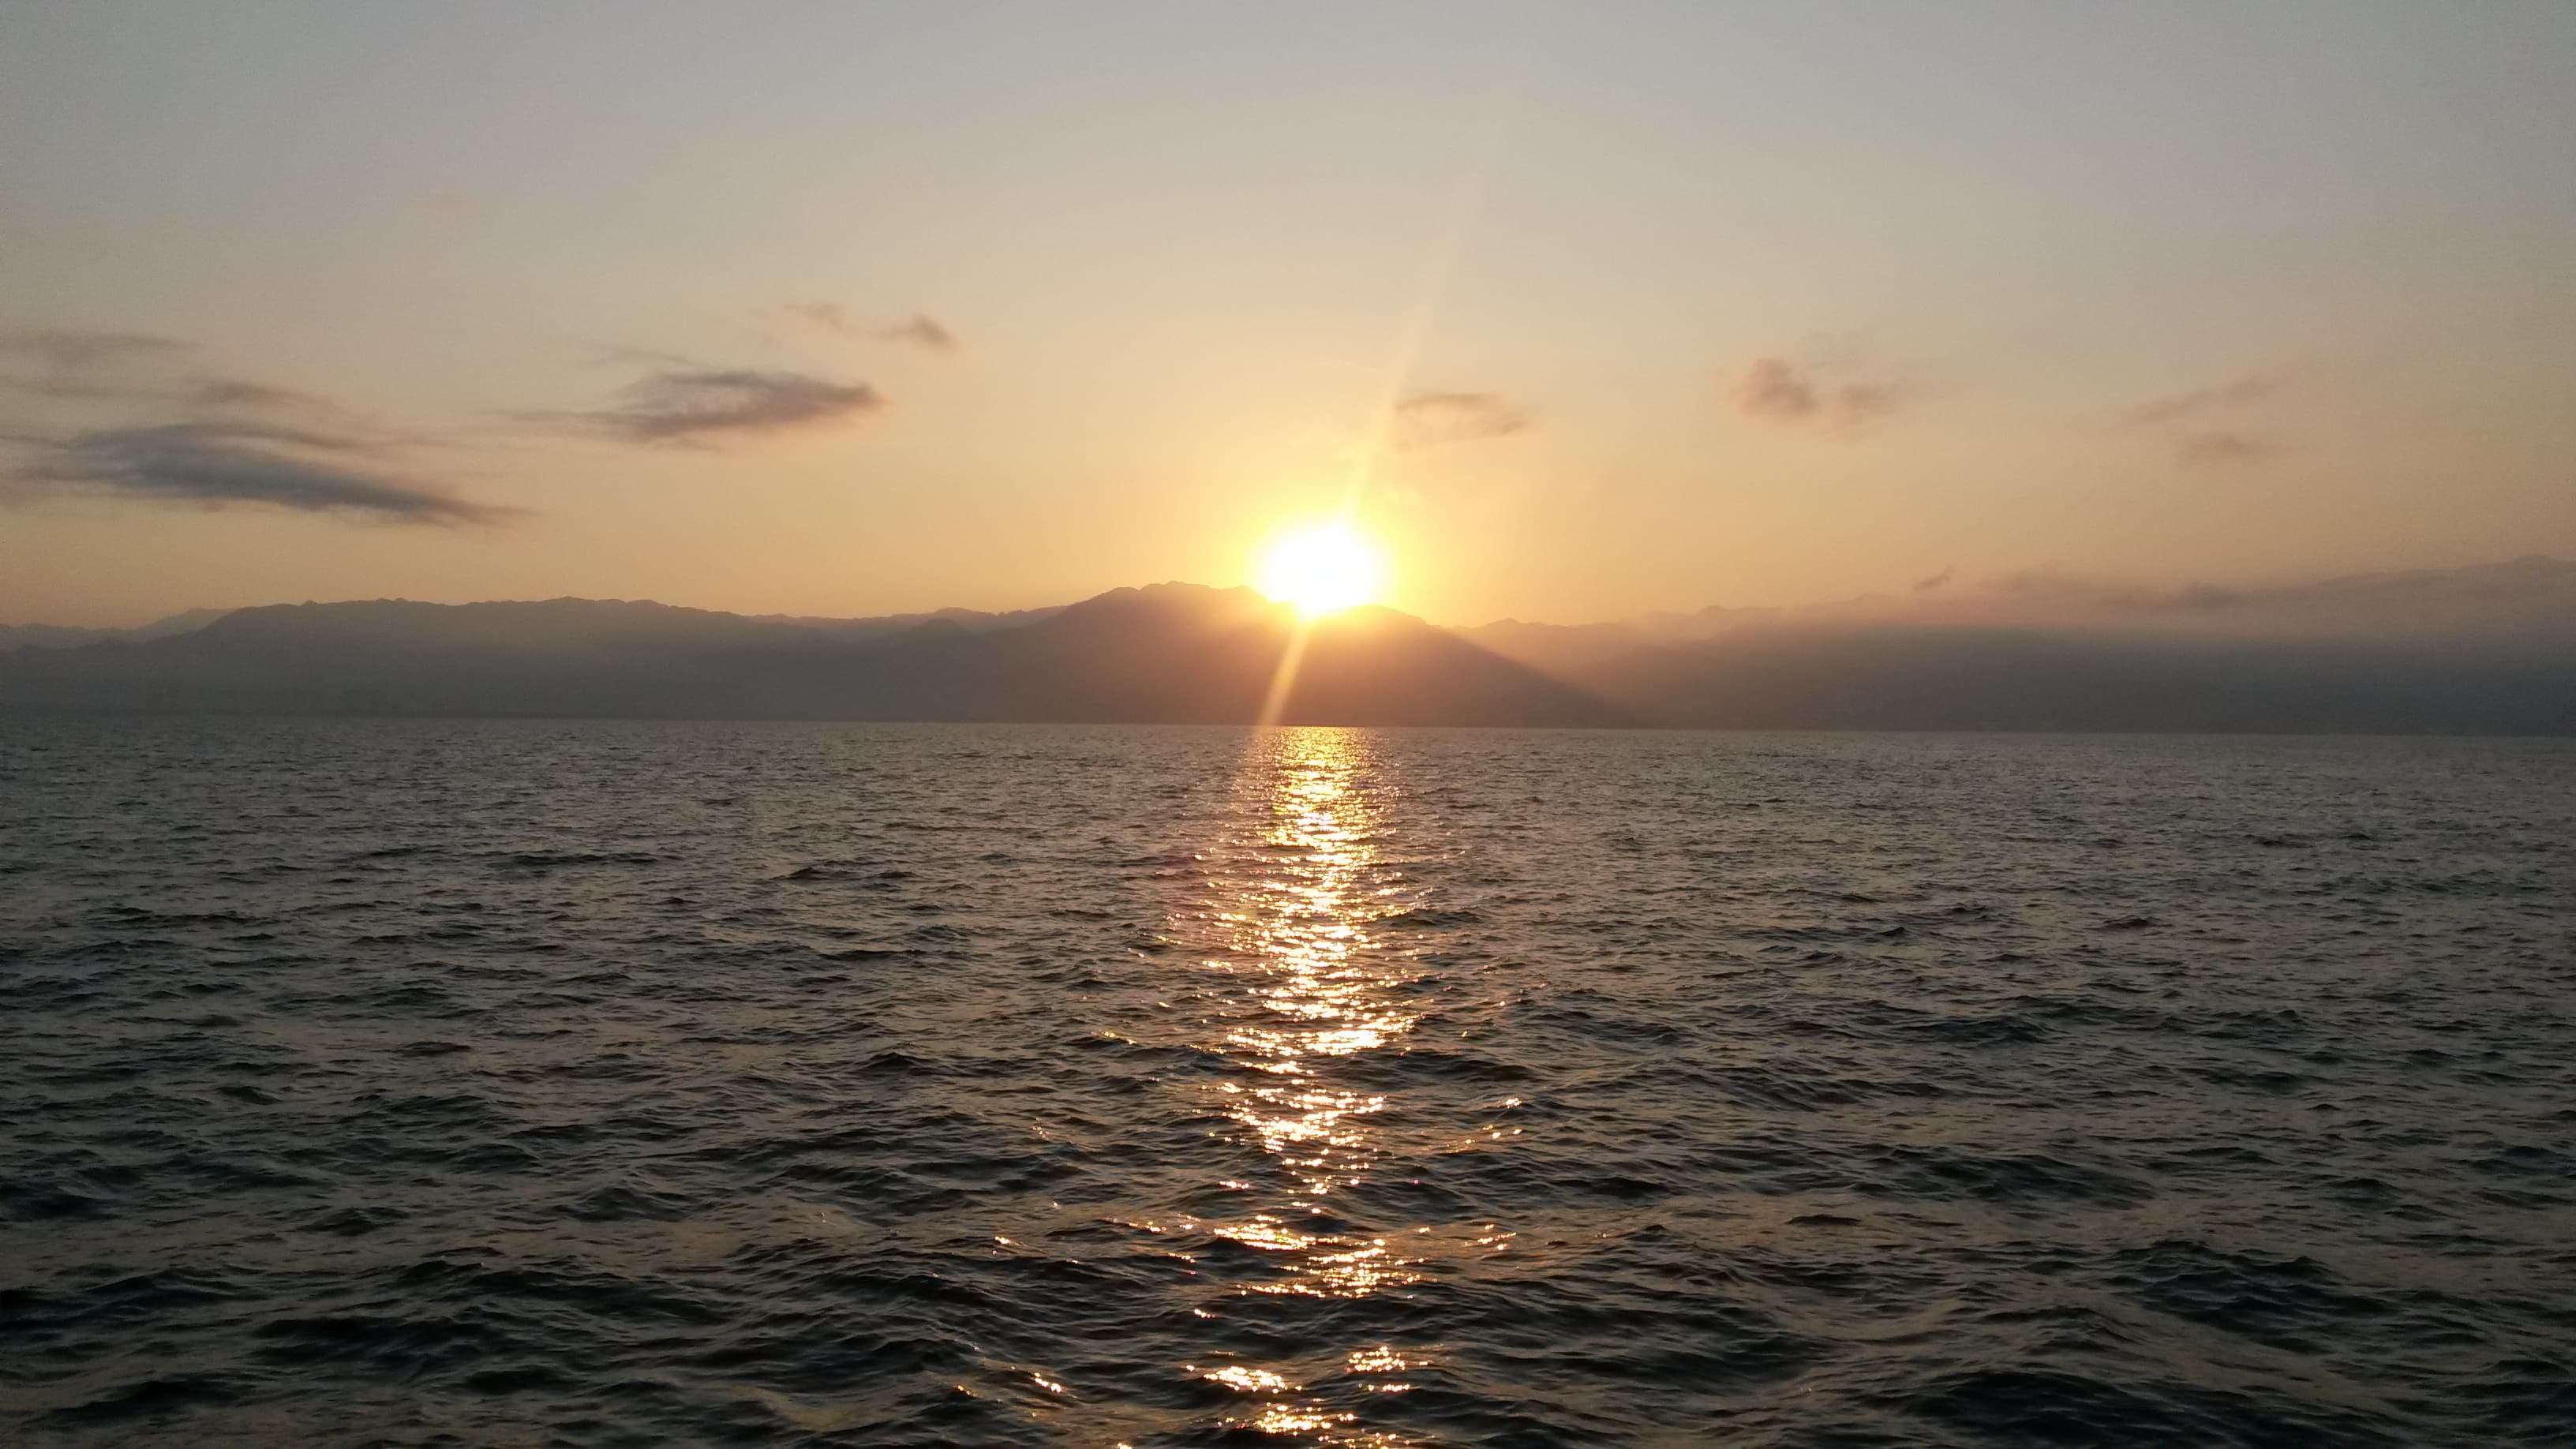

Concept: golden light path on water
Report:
left=1138, top=728, right=1512, bottom=1445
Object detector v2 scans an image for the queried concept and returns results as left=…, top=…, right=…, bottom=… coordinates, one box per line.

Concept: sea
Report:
left=2, top=720, right=2570, bottom=1446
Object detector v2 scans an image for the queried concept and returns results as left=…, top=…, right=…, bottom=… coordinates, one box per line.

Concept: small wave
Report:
left=497, top=850, right=661, bottom=868
left=38, top=1375, right=241, bottom=1428
left=1380, top=907, right=1485, bottom=929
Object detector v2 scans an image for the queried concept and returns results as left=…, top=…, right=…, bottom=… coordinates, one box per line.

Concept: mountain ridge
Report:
left=13, top=555, right=2566, bottom=649
left=2, top=560, right=2570, bottom=732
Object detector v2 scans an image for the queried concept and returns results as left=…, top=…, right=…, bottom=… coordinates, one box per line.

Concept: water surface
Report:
left=2, top=722, right=2571, bottom=1444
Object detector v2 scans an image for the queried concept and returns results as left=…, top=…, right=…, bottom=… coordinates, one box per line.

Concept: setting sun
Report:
left=1258, top=523, right=1384, bottom=616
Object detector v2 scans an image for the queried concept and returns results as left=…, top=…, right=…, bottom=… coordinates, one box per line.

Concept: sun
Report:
left=1258, top=522, right=1384, bottom=616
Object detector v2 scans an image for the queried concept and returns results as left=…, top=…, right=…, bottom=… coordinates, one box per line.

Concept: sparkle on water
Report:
left=1160, top=730, right=1464, bottom=1436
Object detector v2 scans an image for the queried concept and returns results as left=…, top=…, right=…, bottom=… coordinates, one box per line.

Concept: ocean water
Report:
left=2, top=721, right=2571, bottom=1447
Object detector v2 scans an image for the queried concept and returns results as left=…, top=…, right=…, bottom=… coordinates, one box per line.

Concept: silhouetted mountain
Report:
left=911, top=585, right=1618, bottom=725
left=1462, top=558, right=2576, bottom=734
left=747, top=604, right=1063, bottom=640
left=0, top=585, right=1620, bottom=725
left=1466, top=556, right=2576, bottom=663
left=2, top=560, right=2569, bottom=731
left=0, top=607, right=230, bottom=653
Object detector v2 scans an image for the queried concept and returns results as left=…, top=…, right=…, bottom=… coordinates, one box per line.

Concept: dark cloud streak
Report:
left=0, top=328, right=190, bottom=372
left=1, top=328, right=196, bottom=404
left=2, top=330, right=349, bottom=421
left=194, top=378, right=328, bottom=411
left=545, top=368, right=886, bottom=445
left=9, top=421, right=510, bottom=524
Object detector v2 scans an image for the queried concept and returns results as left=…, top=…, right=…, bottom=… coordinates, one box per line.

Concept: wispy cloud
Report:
left=879, top=312, right=958, bottom=354
left=2, top=330, right=350, bottom=422
left=2174, top=429, right=2275, bottom=467
left=1391, top=391, right=1533, bottom=451
left=0, top=325, right=511, bottom=523
left=784, top=302, right=960, bottom=354
left=2126, top=373, right=2278, bottom=428
left=0, top=328, right=189, bottom=373
left=545, top=367, right=886, bottom=445
left=9, top=421, right=510, bottom=525
left=1728, top=354, right=1908, bottom=432
left=0, top=327, right=197, bottom=402
left=1913, top=565, right=1954, bottom=592
left=784, top=301, right=852, bottom=334
left=2126, top=371, right=2283, bottom=466
left=193, top=377, right=328, bottom=411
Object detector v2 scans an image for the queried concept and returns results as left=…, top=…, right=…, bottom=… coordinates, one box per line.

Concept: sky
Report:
left=2, top=1, right=2570, bottom=627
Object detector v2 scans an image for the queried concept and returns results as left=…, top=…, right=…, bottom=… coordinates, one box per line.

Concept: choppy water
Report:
left=2, top=721, right=2572, bottom=1446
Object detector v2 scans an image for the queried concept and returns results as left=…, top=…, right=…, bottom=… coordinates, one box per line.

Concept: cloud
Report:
left=1736, top=357, right=1818, bottom=419
left=548, top=368, right=886, bottom=445
left=2126, top=373, right=2278, bottom=428
left=1912, top=566, right=1954, bottom=592
left=0, top=328, right=189, bottom=373
left=193, top=377, right=326, bottom=410
left=0, top=328, right=197, bottom=402
left=1, top=331, right=347, bottom=421
left=785, top=303, right=960, bottom=354
left=9, top=421, right=510, bottom=524
left=1391, top=391, right=1533, bottom=451
left=0, top=324, right=512, bottom=525
left=879, top=313, right=959, bottom=354
left=2174, top=429, right=2275, bottom=467
left=2126, top=372, right=2285, bottom=466
left=1729, top=354, right=1908, bottom=432
left=785, top=301, right=852, bottom=334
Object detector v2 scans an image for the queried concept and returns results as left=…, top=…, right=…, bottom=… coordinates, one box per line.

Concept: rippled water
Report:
left=3, top=721, right=2572, bottom=1446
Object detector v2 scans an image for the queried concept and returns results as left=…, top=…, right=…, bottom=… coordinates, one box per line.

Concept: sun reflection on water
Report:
left=1219, top=732, right=1410, bottom=1225
left=1156, top=727, right=1459, bottom=1443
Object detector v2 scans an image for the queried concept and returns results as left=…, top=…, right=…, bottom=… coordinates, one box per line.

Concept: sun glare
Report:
left=1258, top=524, right=1384, bottom=616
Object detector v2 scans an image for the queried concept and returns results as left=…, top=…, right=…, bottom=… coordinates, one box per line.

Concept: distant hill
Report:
left=745, top=603, right=1063, bottom=640
left=1, top=559, right=2569, bottom=732
left=1462, top=555, right=2576, bottom=661
left=1459, top=556, right=2576, bottom=734
left=0, top=607, right=231, bottom=653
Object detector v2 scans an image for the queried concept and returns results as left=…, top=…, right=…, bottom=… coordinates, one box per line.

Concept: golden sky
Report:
left=3, top=2, right=2571, bottom=627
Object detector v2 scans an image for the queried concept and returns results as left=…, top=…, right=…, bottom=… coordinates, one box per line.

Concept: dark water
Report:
left=3, top=721, right=2572, bottom=1447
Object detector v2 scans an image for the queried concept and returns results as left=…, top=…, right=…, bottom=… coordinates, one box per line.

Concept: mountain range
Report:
left=3, top=558, right=2570, bottom=732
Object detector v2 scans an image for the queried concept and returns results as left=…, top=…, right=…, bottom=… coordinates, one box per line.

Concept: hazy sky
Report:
left=2, top=2, right=2570, bottom=627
